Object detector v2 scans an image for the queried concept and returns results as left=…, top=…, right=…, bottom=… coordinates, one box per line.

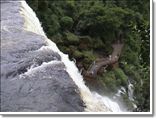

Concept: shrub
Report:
left=100, top=71, right=117, bottom=93
left=83, top=51, right=96, bottom=62
left=60, top=16, right=74, bottom=30
left=82, top=51, right=96, bottom=69
left=65, top=32, right=79, bottom=44
left=114, top=68, right=128, bottom=86
left=73, top=50, right=83, bottom=59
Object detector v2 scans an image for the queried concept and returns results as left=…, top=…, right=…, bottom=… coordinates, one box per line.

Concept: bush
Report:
left=73, top=50, right=83, bottom=59
left=123, top=64, right=141, bottom=82
left=60, top=16, right=74, bottom=30
left=51, top=33, right=63, bottom=44
left=82, top=51, right=96, bottom=69
left=83, top=51, right=96, bottom=62
left=78, top=36, right=93, bottom=50
left=65, top=32, right=79, bottom=44
left=92, top=38, right=105, bottom=49
left=59, top=46, right=70, bottom=54
left=121, top=46, right=139, bottom=65
left=114, top=68, right=128, bottom=86
left=100, top=71, right=118, bottom=93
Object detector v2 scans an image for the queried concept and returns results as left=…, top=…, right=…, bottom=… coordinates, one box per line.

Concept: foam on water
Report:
left=20, top=1, right=46, bottom=37
left=92, top=92, right=122, bottom=112
left=19, top=1, right=123, bottom=112
left=19, top=60, right=61, bottom=79
left=128, top=81, right=134, bottom=101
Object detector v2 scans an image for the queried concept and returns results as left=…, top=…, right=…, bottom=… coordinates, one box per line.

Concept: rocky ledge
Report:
left=0, top=1, right=85, bottom=112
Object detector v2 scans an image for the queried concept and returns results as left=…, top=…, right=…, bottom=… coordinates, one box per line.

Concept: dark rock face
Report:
left=0, top=1, right=85, bottom=112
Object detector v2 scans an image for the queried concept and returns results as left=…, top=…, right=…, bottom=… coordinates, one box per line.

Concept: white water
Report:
left=128, top=81, right=134, bottom=101
left=20, top=1, right=123, bottom=112
left=114, top=87, right=126, bottom=98
left=128, top=80, right=137, bottom=109
left=93, top=92, right=122, bottom=112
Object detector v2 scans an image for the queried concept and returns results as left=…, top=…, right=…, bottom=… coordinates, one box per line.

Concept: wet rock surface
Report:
left=1, top=1, right=84, bottom=112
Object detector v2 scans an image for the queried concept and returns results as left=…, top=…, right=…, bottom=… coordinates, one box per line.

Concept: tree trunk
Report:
left=84, top=43, right=124, bottom=79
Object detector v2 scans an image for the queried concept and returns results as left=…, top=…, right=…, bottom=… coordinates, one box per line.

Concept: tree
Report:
left=60, top=16, right=74, bottom=31
left=27, top=0, right=150, bottom=112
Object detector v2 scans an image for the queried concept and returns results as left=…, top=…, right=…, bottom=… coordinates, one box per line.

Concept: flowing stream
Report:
left=19, top=1, right=124, bottom=112
left=128, top=80, right=134, bottom=101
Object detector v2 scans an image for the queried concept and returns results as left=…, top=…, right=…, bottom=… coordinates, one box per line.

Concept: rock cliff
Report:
left=1, top=1, right=85, bottom=112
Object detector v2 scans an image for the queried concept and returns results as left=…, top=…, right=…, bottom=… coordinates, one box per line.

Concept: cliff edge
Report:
left=1, top=1, right=85, bottom=112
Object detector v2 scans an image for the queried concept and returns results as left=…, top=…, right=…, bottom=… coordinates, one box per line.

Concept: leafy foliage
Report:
left=114, top=68, right=128, bottom=86
left=60, top=16, right=74, bottom=31
left=27, top=0, right=150, bottom=112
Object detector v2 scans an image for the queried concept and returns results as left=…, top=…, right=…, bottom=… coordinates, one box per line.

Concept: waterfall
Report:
left=20, top=1, right=123, bottom=112
left=128, top=81, right=134, bottom=101
left=114, top=87, right=126, bottom=97
left=128, top=80, right=137, bottom=109
left=92, top=92, right=122, bottom=112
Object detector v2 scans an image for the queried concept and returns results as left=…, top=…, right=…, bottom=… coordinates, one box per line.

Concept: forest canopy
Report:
left=26, top=0, right=150, bottom=112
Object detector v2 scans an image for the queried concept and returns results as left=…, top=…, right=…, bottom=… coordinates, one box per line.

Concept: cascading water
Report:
left=114, top=87, right=126, bottom=98
left=92, top=92, right=122, bottom=112
left=128, top=80, right=134, bottom=101
left=128, top=80, right=137, bottom=109
left=20, top=1, right=123, bottom=112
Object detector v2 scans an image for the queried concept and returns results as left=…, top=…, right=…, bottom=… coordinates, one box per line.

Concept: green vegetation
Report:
left=65, top=32, right=79, bottom=44
left=99, top=71, right=117, bottom=93
left=114, top=68, right=128, bottom=86
left=60, top=16, right=74, bottom=30
left=27, top=0, right=150, bottom=112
